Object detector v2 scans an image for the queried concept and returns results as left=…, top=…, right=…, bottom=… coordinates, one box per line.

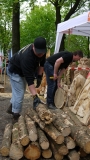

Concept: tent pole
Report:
left=88, top=37, right=90, bottom=58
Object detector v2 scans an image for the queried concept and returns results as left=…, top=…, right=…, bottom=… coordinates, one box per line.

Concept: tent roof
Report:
left=57, top=11, right=90, bottom=37
left=54, top=11, right=90, bottom=53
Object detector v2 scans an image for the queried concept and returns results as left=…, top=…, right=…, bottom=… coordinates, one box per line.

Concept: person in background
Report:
left=7, top=37, right=47, bottom=121
left=44, top=50, right=83, bottom=109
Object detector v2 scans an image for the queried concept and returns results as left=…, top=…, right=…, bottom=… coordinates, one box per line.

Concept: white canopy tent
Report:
left=54, top=11, right=90, bottom=53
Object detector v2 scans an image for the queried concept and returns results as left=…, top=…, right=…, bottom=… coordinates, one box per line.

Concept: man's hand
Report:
left=33, top=95, right=41, bottom=110
left=53, top=73, right=58, bottom=80
left=36, top=75, right=42, bottom=88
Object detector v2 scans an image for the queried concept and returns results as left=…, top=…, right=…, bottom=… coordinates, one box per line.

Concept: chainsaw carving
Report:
left=69, top=75, right=90, bottom=125
left=68, top=73, right=86, bottom=107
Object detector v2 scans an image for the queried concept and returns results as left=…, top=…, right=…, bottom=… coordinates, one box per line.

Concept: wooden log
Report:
left=18, top=115, right=30, bottom=146
left=9, top=122, right=23, bottom=160
left=56, top=143, right=68, bottom=156
left=49, top=137, right=68, bottom=156
left=63, top=107, right=83, bottom=127
left=0, top=123, right=12, bottom=156
left=70, top=125, right=90, bottom=154
left=36, top=103, right=54, bottom=124
left=27, top=107, right=64, bottom=144
left=9, top=142, right=23, bottom=160
left=53, top=116, right=71, bottom=137
left=26, top=107, right=45, bottom=129
left=65, top=136, right=76, bottom=149
left=12, top=122, right=19, bottom=143
left=37, top=127, right=49, bottom=150
left=68, top=150, right=80, bottom=160
left=50, top=141, right=63, bottom=160
left=24, top=142, right=41, bottom=159
left=44, top=123, right=64, bottom=144
left=25, top=115, right=38, bottom=141
left=42, top=148, right=52, bottom=158
left=79, top=148, right=87, bottom=157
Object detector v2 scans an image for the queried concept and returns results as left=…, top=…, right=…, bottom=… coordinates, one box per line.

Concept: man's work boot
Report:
left=12, top=113, right=20, bottom=123
left=6, top=103, right=13, bottom=114
left=48, top=104, right=57, bottom=110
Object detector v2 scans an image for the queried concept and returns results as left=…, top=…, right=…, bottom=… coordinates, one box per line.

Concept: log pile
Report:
left=1, top=103, right=90, bottom=160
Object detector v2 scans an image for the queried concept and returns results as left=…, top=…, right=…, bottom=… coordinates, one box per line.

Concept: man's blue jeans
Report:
left=44, top=61, right=57, bottom=105
left=7, top=68, right=26, bottom=113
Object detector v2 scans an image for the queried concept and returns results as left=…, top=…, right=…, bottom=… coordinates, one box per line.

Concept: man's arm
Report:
left=57, top=68, right=65, bottom=87
left=54, top=57, right=64, bottom=80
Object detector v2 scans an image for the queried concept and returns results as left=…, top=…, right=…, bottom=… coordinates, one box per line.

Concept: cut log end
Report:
left=62, top=127, right=71, bottom=137
left=24, top=144, right=41, bottom=159
left=41, top=141, right=49, bottom=150
left=0, top=147, right=9, bottom=156
left=84, top=141, right=90, bottom=154
left=20, top=136, right=29, bottom=146
left=42, top=149, right=52, bottom=158
left=56, top=135, right=64, bottom=144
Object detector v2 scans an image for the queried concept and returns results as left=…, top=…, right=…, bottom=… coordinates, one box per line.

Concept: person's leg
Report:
left=7, top=68, right=26, bottom=116
left=10, top=74, right=26, bottom=113
left=44, top=61, right=57, bottom=109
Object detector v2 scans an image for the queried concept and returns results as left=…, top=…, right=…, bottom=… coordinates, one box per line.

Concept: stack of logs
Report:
left=1, top=103, right=90, bottom=160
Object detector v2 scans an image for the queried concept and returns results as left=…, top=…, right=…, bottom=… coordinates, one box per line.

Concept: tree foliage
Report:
left=20, top=3, right=56, bottom=52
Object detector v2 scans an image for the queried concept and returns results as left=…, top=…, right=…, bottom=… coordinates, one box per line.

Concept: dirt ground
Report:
left=0, top=75, right=90, bottom=160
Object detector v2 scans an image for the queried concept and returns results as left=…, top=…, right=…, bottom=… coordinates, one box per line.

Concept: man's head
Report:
left=72, top=50, right=83, bottom=61
left=33, top=37, right=47, bottom=57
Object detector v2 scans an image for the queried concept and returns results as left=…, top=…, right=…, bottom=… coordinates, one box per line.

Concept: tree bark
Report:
left=25, top=115, right=38, bottom=142
left=0, top=123, right=12, bottom=156
left=37, top=127, right=49, bottom=150
left=53, top=116, right=71, bottom=137
left=26, top=107, right=45, bottom=129
left=44, top=123, right=64, bottom=144
left=18, top=115, right=29, bottom=146
left=12, top=0, right=20, bottom=54
left=36, top=103, right=54, bottom=124
left=9, top=122, right=23, bottom=160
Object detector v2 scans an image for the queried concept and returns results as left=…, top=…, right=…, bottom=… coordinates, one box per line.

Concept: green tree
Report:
left=47, top=0, right=88, bottom=51
left=20, top=4, right=56, bottom=52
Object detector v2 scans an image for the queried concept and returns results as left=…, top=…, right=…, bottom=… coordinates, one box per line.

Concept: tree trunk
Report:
left=0, top=123, right=12, bottom=156
left=25, top=115, right=38, bottom=142
left=12, top=0, right=20, bottom=54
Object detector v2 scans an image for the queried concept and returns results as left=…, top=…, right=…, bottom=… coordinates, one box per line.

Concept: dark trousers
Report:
left=44, top=61, right=57, bottom=105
